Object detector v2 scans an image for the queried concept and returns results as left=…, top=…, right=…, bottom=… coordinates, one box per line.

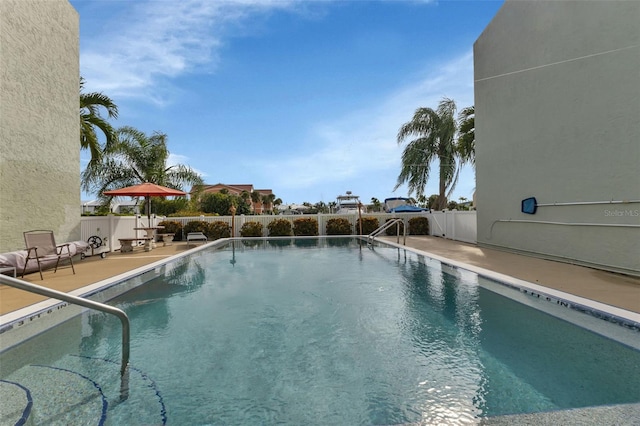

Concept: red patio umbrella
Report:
left=103, top=182, right=186, bottom=225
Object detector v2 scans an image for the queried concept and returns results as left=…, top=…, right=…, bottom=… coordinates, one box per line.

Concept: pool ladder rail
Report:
left=0, top=273, right=130, bottom=376
left=367, top=217, right=406, bottom=246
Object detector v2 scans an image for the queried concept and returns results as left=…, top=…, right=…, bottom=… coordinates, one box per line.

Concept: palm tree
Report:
left=395, top=98, right=459, bottom=210
left=81, top=126, right=203, bottom=211
left=80, top=77, right=118, bottom=166
left=261, top=193, right=276, bottom=214
left=457, top=106, right=475, bottom=167
left=267, top=194, right=277, bottom=213
left=250, top=191, right=262, bottom=214
left=314, top=201, right=329, bottom=213
left=370, top=197, right=382, bottom=212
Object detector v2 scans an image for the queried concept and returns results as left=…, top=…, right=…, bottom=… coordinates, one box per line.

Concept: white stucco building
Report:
left=474, top=1, right=640, bottom=276
left=0, top=0, right=80, bottom=252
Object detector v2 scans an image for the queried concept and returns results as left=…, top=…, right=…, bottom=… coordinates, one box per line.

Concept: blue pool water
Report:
left=1, top=238, right=639, bottom=425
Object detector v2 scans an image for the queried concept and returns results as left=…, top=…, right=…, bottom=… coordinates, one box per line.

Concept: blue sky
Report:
left=73, top=0, right=504, bottom=206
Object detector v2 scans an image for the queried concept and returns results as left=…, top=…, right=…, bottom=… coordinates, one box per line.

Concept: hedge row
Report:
left=159, top=216, right=429, bottom=241
left=158, top=220, right=230, bottom=241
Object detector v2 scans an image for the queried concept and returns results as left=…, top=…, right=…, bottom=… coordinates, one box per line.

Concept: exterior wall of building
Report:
left=474, top=1, right=640, bottom=276
left=0, top=0, right=80, bottom=252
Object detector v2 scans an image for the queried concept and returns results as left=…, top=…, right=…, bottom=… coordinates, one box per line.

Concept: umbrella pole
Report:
left=146, top=196, right=151, bottom=227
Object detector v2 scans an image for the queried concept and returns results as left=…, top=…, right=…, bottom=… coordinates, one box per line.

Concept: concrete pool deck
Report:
left=380, top=236, right=640, bottom=315
left=1, top=236, right=639, bottom=316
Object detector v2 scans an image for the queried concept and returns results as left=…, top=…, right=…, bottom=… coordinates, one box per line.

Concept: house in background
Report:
left=0, top=0, right=79, bottom=252
left=474, top=1, right=639, bottom=276
left=195, top=183, right=275, bottom=214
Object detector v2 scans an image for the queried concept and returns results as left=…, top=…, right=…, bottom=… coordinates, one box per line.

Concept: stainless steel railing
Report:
left=0, top=274, right=130, bottom=375
left=367, top=218, right=406, bottom=245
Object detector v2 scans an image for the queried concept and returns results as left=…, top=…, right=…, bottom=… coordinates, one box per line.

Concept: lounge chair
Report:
left=22, top=230, right=76, bottom=280
left=186, top=232, right=208, bottom=246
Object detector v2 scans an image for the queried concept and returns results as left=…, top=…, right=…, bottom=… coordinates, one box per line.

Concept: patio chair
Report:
left=186, top=232, right=208, bottom=246
left=22, top=230, right=76, bottom=280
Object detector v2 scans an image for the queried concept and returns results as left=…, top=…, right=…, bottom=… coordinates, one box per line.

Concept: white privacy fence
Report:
left=80, top=211, right=477, bottom=251
left=80, top=215, right=164, bottom=254
left=426, top=211, right=477, bottom=244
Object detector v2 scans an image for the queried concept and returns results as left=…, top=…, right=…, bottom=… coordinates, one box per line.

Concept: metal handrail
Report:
left=367, top=218, right=406, bottom=245
left=0, top=274, right=130, bottom=375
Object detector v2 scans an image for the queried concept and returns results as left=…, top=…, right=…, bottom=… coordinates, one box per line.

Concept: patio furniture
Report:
left=134, top=226, right=164, bottom=249
left=186, top=232, right=208, bottom=246
left=22, top=230, right=76, bottom=280
left=0, top=265, right=16, bottom=278
left=118, top=237, right=154, bottom=253
left=157, top=233, right=175, bottom=246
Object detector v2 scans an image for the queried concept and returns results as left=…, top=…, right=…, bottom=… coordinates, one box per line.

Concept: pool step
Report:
left=480, top=402, right=640, bottom=425
left=0, top=355, right=166, bottom=425
left=0, top=379, right=34, bottom=426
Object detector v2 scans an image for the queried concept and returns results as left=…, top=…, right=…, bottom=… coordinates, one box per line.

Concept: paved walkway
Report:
left=1, top=237, right=639, bottom=316
left=0, top=242, right=195, bottom=315
left=380, top=236, right=640, bottom=314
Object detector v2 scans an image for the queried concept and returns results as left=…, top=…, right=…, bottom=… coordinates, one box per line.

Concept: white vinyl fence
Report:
left=80, top=211, right=477, bottom=252
left=427, top=211, right=477, bottom=243
left=80, top=215, right=164, bottom=254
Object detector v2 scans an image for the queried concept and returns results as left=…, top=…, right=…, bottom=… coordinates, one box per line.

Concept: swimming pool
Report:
left=1, top=238, right=639, bottom=424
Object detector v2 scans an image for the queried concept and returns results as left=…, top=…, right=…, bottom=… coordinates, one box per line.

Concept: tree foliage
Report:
left=82, top=126, right=203, bottom=212
left=395, top=98, right=476, bottom=210
left=457, top=106, right=475, bottom=167
left=201, top=192, right=232, bottom=216
left=80, top=77, right=118, bottom=167
left=149, top=197, right=190, bottom=216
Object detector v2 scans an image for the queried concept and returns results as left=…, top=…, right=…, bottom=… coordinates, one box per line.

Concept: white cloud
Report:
left=80, top=0, right=300, bottom=103
left=260, top=50, right=476, bottom=192
left=167, top=153, right=207, bottom=178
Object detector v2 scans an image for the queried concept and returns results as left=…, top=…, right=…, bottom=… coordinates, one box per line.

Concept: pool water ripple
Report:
left=1, top=239, right=639, bottom=425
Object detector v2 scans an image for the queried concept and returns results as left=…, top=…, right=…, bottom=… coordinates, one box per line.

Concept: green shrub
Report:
left=384, top=218, right=405, bottom=236
left=356, top=217, right=379, bottom=235
left=158, top=220, right=184, bottom=241
left=326, top=218, right=352, bottom=235
left=267, top=219, right=292, bottom=236
left=184, top=220, right=209, bottom=236
left=240, top=221, right=264, bottom=237
left=208, top=221, right=231, bottom=239
left=408, top=217, right=430, bottom=235
left=293, top=218, right=319, bottom=236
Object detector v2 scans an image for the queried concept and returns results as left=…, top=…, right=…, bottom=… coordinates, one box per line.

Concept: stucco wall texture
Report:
left=474, top=1, right=640, bottom=276
left=0, top=0, right=80, bottom=252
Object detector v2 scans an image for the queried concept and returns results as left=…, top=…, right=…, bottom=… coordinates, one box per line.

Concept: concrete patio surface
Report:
left=1, top=236, right=639, bottom=316
left=380, top=236, right=640, bottom=315
left=0, top=241, right=197, bottom=315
